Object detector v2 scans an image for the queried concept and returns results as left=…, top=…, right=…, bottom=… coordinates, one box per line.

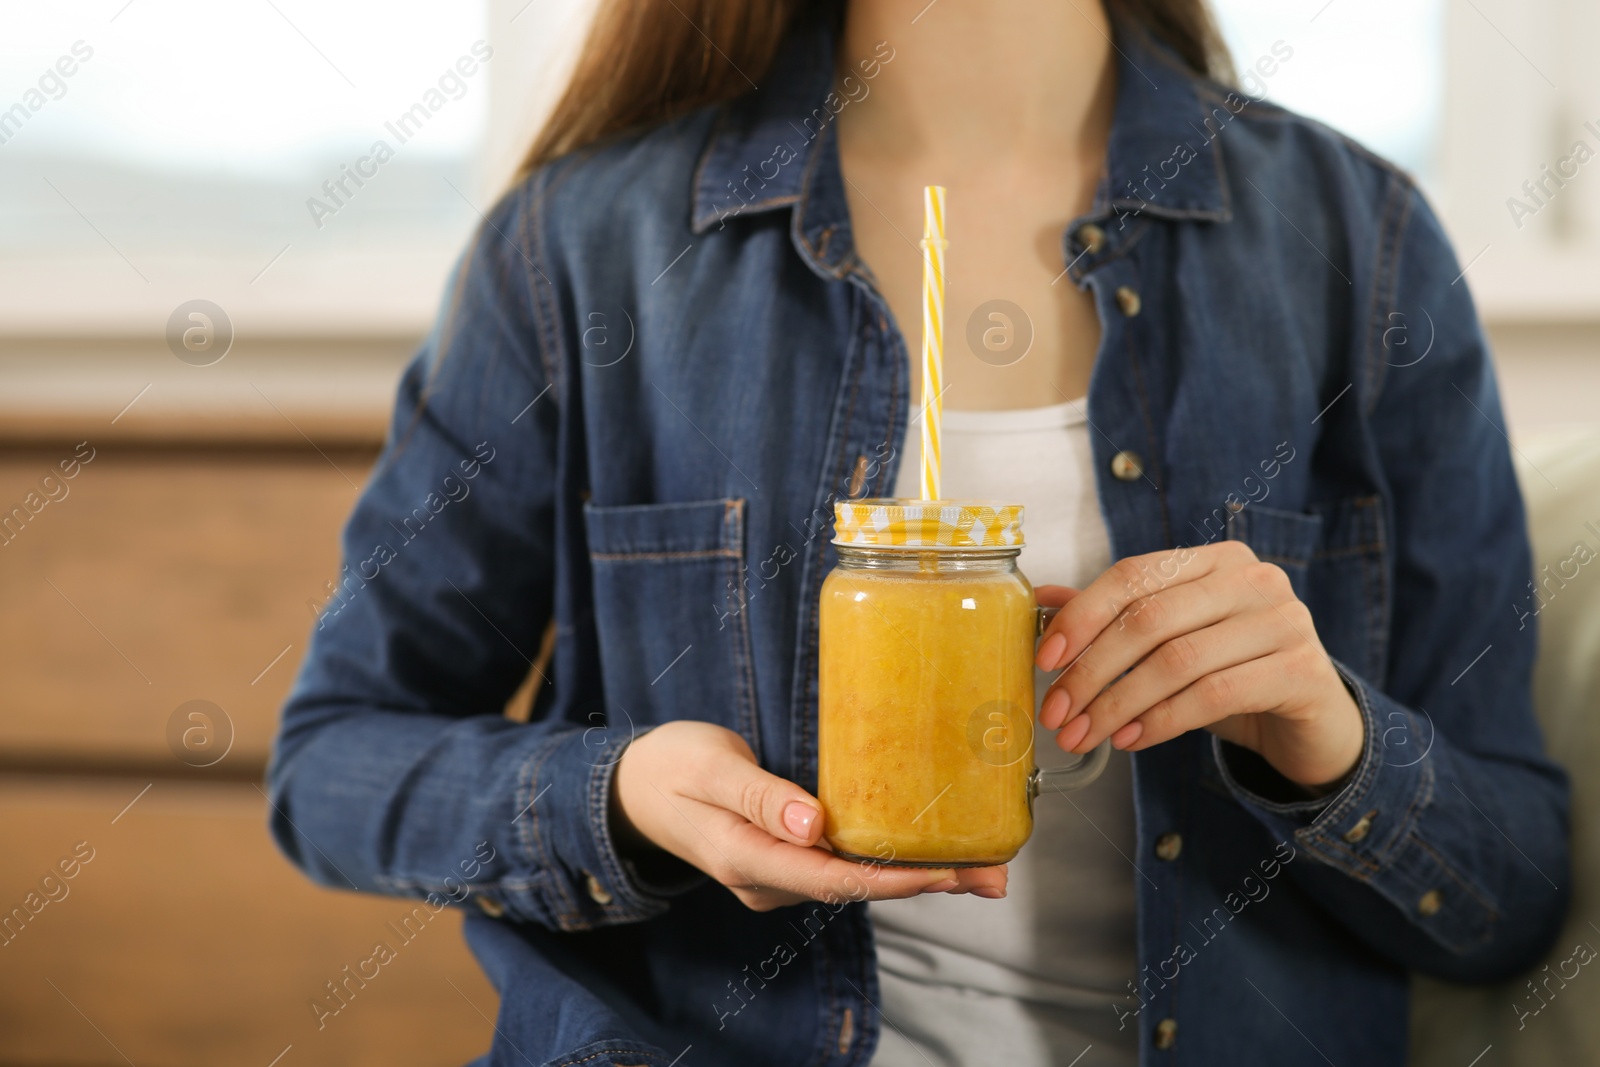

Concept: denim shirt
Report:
left=268, top=11, right=1569, bottom=1066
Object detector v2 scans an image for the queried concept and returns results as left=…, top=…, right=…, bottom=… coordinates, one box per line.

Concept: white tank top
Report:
left=868, top=399, right=1140, bottom=1067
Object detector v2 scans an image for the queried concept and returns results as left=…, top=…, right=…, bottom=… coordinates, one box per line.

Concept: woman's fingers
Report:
left=1039, top=566, right=1264, bottom=733
left=1034, top=547, right=1360, bottom=789
left=1034, top=585, right=1080, bottom=669
left=681, top=733, right=1007, bottom=897
left=1057, top=609, right=1283, bottom=753
left=1036, top=542, right=1252, bottom=672
left=1122, top=639, right=1358, bottom=790
left=731, top=864, right=1009, bottom=911
left=1115, top=653, right=1295, bottom=751
left=681, top=736, right=826, bottom=848
left=615, top=720, right=1007, bottom=911
left=686, top=802, right=1005, bottom=909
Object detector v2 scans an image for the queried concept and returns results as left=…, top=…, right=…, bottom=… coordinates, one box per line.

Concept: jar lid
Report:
left=832, top=498, right=1025, bottom=549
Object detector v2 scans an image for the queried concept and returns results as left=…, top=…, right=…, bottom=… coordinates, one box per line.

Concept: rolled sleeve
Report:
left=1197, top=180, right=1570, bottom=983
left=268, top=174, right=700, bottom=936
left=505, top=727, right=705, bottom=930
left=1215, top=660, right=1497, bottom=955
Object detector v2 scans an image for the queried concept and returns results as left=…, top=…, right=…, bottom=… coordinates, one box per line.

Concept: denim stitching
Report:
left=687, top=106, right=731, bottom=233
left=1191, top=84, right=1240, bottom=223
left=587, top=737, right=661, bottom=921
left=1311, top=542, right=1384, bottom=561
left=803, top=917, right=838, bottom=1067
left=1123, top=322, right=1173, bottom=548
left=1409, top=831, right=1501, bottom=928
left=1306, top=718, right=1433, bottom=876
left=1358, top=174, right=1398, bottom=415
left=590, top=548, right=740, bottom=562
left=1371, top=755, right=1434, bottom=866
left=1209, top=734, right=1332, bottom=819
left=1070, top=213, right=1154, bottom=284
left=689, top=103, right=805, bottom=233
left=1386, top=745, right=1435, bottom=849
left=1219, top=663, right=1388, bottom=826
left=1314, top=680, right=1388, bottom=829
left=1364, top=177, right=1416, bottom=417
left=553, top=1048, right=666, bottom=1067
left=523, top=169, right=564, bottom=403
left=526, top=734, right=581, bottom=927
left=791, top=290, right=868, bottom=791
left=879, top=308, right=902, bottom=499
left=1363, top=497, right=1392, bottom=684
left=723, top=499, right=764, bottom=757
left=1166, top=739, right=1194, bottom=1029
left=793, top=121, right=847, bottom=279
left=512, top=743, right=544, bottom=872
left=375, top=875, right=544, bottom=893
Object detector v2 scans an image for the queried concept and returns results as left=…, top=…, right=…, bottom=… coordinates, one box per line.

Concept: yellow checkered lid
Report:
left=832, top=498, right=1025, bottom=549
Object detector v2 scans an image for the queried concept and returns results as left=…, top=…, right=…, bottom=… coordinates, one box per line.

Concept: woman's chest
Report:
left=841, top=173, right=1104, bottom=407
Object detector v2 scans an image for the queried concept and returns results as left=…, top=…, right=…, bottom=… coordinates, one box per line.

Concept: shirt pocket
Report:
left=583, top=498, right=761, bottom=754
left=1227, top=496, right=1390, bottom=683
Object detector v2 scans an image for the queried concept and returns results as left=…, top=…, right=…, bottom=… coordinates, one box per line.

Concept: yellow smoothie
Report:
left=817, top=560, right=1036, bottom=866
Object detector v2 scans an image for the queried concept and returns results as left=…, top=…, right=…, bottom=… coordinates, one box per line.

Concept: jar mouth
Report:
left=832, top=498, right=1025, bottom=550
left=850, top=496, right=1017, bottom=508
left=833, top=542, right=1022, bottom=560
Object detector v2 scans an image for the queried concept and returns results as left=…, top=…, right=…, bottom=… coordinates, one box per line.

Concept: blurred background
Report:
left=1, top=1, right=1596, bottom=1064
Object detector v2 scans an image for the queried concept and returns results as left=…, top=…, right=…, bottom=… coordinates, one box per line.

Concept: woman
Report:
left=267, top=1, right=1570, bottom=1064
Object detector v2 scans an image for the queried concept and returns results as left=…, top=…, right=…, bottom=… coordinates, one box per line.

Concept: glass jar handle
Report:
left=1029, top=605, right=1112, bottom=800
left=1029, top=742, right=1111, bottom=800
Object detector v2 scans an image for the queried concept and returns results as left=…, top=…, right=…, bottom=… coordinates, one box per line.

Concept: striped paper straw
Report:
left=919, top=185, right=947, bottom=502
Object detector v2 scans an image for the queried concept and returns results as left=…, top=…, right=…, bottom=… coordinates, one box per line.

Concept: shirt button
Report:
left=585, top=872, right=614, bottom=906
left=1342, top=810, right=1377, bottom=844
left=1115, top=285, right=1143, bottom=317
left=1154, top=1018, right=1178, bottom=1050
left=1154, top=832, right=1183, bottom=862
left=1077, top=223, right=1106, bottom=254
left=1418, top=889, right=1443, bottom=917
left=475, top=896, right=506, bottom=918
left=1110, top=450, right=1144, bottom=482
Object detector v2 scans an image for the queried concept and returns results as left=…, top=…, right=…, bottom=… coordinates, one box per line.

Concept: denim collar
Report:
left=689, top=10, right=1236, bottom=268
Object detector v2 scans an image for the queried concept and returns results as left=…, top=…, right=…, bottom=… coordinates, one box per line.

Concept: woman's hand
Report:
left=610, top=720, right=1007, bottom=911
left=1035, top=541, right=1364, bottom=792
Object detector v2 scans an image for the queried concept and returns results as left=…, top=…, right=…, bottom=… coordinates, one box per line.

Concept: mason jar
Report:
left=817, top=499, right=1110, bottom=867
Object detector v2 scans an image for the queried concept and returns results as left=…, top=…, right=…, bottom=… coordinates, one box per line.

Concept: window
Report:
left=1209, top=0, right=1446, bottom=188
left=1212, top=0, right=1600, bottom=320
left=1434, top=0, right=1600, bottom=319
left=0, top=0, right=490, bottom=333
left=8, top=0, right=1594, bottom=333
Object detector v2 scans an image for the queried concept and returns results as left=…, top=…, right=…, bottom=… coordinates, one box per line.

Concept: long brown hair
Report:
left=518, top=0, right=1233, bottom=176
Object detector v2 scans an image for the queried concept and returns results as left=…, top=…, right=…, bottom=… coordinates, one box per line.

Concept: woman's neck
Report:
left=837, top=0, right=1117, bottom=168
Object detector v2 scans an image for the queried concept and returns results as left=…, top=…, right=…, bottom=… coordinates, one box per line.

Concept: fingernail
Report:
left=1040, top=688, right=1070, bottom=730
left=972, top=887, right=1006, bottom=899
left=1058, top=713, right=1092, bottom=752
left=782, top=801, right=819, bottom=840
left=921, top=877, right=959, bottom=894
left=1037, top=632, right=1067, bottom=670
left=1111, top=721, right=1144, bottom=749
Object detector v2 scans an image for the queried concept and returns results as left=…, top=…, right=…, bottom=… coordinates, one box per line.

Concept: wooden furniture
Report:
left=0, top=340, right=502, bottom=1066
